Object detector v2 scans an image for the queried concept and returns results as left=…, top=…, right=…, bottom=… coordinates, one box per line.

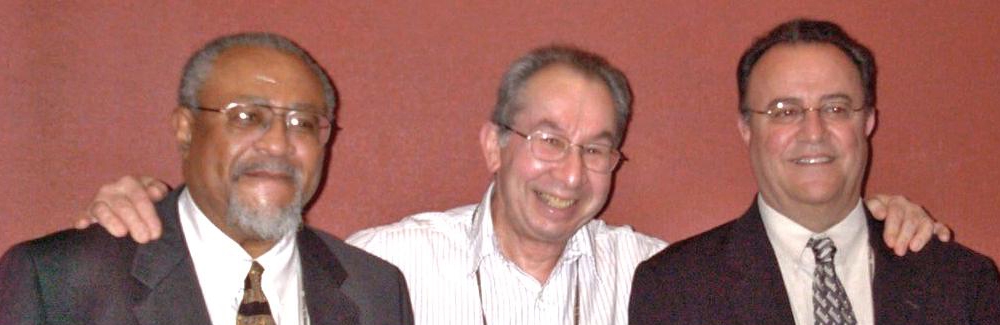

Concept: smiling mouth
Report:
left=793, top=156, right=833, bottom=165
left=536, top=191, right=576, bottom=209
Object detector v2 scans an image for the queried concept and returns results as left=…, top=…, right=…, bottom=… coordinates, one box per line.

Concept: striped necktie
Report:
left=237, top=262, right=276, bottom=325
left=809, top=236, right=857, bottom=325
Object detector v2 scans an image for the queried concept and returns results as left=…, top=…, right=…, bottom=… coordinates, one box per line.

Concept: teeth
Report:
left=795, top=156, right=832, bottom=164
left=537, top=191, right=575, bottom=209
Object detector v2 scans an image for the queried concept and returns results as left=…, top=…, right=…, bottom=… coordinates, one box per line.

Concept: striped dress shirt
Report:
left=347, top=184, right=667, bottom=324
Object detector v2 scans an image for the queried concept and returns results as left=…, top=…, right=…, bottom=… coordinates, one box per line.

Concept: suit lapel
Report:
left=130, top=188, right=212, bottom=325
left=726, top=201, right=797, bottom=325
left=298, top=228, right=360, bottom=325
left=867, top=211, right=929, bottom=324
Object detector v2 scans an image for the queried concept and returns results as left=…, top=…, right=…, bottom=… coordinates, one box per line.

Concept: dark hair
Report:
left=178, top=32, right=337, bottom=116
left=737, top=19, right=876, bottom=116
left=492, top=45, right=632, bottom=146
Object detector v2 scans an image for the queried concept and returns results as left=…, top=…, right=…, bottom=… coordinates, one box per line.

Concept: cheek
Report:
left=753, top=128, right=793, bottom=163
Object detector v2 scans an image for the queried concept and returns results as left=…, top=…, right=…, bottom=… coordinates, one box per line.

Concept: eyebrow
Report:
left=234, top=95, right=322, bottom=111
left=768, top=93, right=856, bottom=107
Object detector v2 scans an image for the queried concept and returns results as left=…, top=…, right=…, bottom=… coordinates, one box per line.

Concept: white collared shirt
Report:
left=178, top=189, right=307, bottom=325
left=759, top=196, right=874, bottom=325
left=346, top=183, right=666, bottom=324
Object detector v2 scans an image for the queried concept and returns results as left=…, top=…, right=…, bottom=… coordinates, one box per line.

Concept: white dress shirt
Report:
left=346, top=183, right=666, bottom=325
left=178, top=189, right=308, bottom=325
left=759, top=196, right=874, bottom=325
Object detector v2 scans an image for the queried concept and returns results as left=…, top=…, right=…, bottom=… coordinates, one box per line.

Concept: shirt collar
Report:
left=467, top=182, right=598, bottom=278
left=758, top=195, right=868, bottom=266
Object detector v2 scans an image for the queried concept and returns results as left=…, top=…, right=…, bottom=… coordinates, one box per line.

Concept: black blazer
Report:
left=629, top=199, right=1000, bottom=324
left=0, top=188, right=414, bottom=325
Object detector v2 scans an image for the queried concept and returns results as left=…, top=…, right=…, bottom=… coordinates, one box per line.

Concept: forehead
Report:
left=513, top=65, right=617, bottom=136
left=198, top=46, right=326, bottom=110
left=746, top=43, right=863, bottom=104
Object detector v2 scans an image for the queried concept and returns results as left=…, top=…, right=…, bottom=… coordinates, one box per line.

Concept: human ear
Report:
left=479, top=122, right=502, bottom=174
left=737, top=116, right=752, bottom=145
left=171, top=107, right=194, bottom=158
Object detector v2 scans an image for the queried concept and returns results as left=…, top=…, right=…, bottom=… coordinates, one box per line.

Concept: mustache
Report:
left=230, top=158, right=303, bottom=186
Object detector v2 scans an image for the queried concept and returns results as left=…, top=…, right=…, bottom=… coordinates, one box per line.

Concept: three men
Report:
left=71, top=43, right=945, bottom=325
left=0, top=33, right=413, bottom=325
left=629, top=19, right=1000, bottom=324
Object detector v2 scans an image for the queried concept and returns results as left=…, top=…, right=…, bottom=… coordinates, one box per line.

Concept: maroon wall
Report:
left=3, top=2, right=998, bottom=262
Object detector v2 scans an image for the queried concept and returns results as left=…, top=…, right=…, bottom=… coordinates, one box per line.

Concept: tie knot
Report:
left=808, top=236, right=837, bottom=263
left=245, top=261, right=265, bottom=289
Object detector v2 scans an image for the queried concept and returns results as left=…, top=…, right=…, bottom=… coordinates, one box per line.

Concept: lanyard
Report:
left=475, top=268, right=580, bottom=325
left=471, top=204, right=581, bottom=325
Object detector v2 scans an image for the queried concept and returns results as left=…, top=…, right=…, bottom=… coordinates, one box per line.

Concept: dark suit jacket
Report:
left=0, top=188, right=414, bottom=325
left=629, top=199, right=1000, bottom=324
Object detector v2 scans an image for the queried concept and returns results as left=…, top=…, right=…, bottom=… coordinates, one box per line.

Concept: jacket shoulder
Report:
left=637, top=218, right=738, bottom=276
left=308, top=227, right=405, bottom=280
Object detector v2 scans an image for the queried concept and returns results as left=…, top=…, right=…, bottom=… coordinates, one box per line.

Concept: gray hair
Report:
left=492, top=45, right=632, bottom=146
left=178, top=32, right=337, bottom=116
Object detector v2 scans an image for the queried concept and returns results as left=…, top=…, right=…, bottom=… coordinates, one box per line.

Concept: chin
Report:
left=227, top=191, right=305, bottom=241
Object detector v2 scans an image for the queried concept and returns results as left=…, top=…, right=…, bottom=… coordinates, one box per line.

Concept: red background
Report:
left=2, top=2, right=998, bottom=263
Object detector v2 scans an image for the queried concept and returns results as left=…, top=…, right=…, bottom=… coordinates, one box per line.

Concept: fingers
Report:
left=111, top=188, right=153, bottom=244
left=870, top=196, right=903, bottom=253
left=73, top=215, right=96, bottom=229
left=130, top=184, right=164, bottom=241
left=82, top=175, right=165, bottom=244
left=139, top=176, right=169, bottom=201
left=891, top=209, right=916, bottom=256
left=89, top=201, right=129, bottom=238
left=865, top=194, right=889, bottom=220
left=933, top=222, right=952, bottom=242
left=907, top=215, right=935, bottom=252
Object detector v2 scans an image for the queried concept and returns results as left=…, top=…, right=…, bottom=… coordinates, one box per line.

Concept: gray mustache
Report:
left=230, top=159, right=302, bottom=186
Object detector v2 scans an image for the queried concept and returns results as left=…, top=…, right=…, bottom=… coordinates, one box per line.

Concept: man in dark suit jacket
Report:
left=0, top=188, right=412, bottom=324
left=0, top=32, right=413, bottom=325
left=630, top=19, right=1000, bottom=324
left=630, top=201, right=1000, bottom=324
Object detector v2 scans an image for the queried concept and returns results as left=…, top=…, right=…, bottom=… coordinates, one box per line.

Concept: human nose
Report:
left=797, top=108, right=828, bottom=142
left=550, top=146, right=587, bottom=188
left=252, top=115, right=293, bottom=156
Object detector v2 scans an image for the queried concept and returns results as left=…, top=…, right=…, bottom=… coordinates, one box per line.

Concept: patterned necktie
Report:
left=237, top=262, right=276, bottom=325
left=808, top=237, right=857, bottom=325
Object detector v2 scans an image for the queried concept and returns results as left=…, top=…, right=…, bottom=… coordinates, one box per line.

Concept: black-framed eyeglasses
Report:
left=499, top=123, right=623, bottom=174
left=189, top=102, right=336, bottom=144
left=743, top=101, right=868, bottom=125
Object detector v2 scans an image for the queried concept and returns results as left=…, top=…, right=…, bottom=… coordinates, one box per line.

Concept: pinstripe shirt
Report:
left=347, top=184, right=667, bottom=324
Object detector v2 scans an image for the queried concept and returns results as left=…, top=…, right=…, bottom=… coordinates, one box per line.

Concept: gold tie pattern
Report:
left=237, top=262, right=276, bottom=325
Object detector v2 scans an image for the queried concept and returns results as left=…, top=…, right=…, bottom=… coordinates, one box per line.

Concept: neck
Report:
left=495, top=231, right=567, bottom=283
left=488, top=199, right=569, bottom=283
left=238, top=238, right=279, bottom=259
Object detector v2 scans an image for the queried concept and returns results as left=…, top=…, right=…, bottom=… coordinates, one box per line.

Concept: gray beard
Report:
left=225, top=159, right=306, bottom=241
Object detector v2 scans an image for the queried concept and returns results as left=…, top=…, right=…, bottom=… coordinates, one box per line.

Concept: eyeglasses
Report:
left=743, top=101, right=868, bottom=124
left=189, top=102, right=335, bottom=144
left=499, top=123, right=623, bottom=174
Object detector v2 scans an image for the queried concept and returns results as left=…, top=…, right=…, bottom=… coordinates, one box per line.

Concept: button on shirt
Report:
left=758, top=196, right=874, bottom=325
left=347, top=183, right=666, bottom=324
left=177, top=189, right=308, bottom=325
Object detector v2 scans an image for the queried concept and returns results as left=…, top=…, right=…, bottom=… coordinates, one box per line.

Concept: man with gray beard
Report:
left=0, top=33, right=413, bottom=325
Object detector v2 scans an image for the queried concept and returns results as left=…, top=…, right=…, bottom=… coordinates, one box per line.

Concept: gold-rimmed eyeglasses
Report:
left=499, top=123, right=623, bottom=174
left=743, top=101, right=868, bottom=124
left=189, top=102, right=336, bottom=144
